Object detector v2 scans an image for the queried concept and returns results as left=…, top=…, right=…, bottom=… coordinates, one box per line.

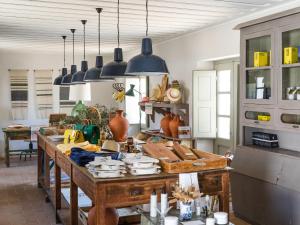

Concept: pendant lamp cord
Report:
left=71, top=29, right=76, bottom=64
left=98, top=9, right=101, bottom=55
left=117, top=0, right=120, bottom=48
left=146, top=0, right=148, bottom=36
left=81, top=20, right=87, bottom=60
left=62, top=36, right=66, bottom=67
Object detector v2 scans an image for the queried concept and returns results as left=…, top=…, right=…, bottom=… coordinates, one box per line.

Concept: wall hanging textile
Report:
left=34, top=69, right=53, bottom=119
left=9, top=69, right=29, bottom=120
left=59, top=85, right=76, bottom=114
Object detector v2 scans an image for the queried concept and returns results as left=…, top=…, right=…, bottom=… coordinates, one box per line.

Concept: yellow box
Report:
left=284, top=47, right=298, bottom=64
left=258, top=115, right=271, bottom=121
left=254, top=52, right=269, bottom=67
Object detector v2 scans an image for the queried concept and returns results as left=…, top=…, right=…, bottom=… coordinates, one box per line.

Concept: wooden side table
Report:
left=2, top=127, right=31, bottom=167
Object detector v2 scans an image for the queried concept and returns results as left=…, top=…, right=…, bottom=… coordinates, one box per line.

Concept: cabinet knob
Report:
left=292, top=125, right=299, bottom=129
left=254, top=121, right=259, bottom=124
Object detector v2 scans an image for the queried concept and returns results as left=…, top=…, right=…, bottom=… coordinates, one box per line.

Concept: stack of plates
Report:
left=122, top=155, right=161, bottom=176
left=86, top=157, right=126, bottom=178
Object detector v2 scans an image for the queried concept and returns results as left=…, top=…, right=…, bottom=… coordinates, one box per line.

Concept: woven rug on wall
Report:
left=9, top=69, right=29, bottom=120
left=59, top=86, right=76, bottom=115
left=34, top=69, right=53, bottom=119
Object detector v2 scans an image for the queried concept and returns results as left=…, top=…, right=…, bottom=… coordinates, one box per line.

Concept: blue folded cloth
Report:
left=70, top=147, right=121, bottom=166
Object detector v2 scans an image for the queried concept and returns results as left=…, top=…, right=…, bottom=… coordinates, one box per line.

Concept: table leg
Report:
left=95, top=185, right=106, bottom=225
left=4, top=133, right=9, bottom=167
left=55, top=163, right=61, bottom=223
left=37, top=145, right=43, bottom=188
left=70, top=179, right=78, bottom=225
left=44, top=152, right=50, bottom=202
left=219, top=171, right=230, bottom=214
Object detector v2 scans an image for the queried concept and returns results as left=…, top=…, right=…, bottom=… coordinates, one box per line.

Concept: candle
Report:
left=206, top=218, right=215, bottom=225
left=164, top=216, right=178, bottom=225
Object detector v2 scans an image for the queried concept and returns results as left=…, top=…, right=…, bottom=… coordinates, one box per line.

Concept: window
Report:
left=125, top=77, right=147, bottom=125
left=217, top=70, right=231, bottom=140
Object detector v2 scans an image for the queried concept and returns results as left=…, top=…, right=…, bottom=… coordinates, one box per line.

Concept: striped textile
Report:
left=59, top=86, right=76, bottom=115
left=34, top=70, right=53, bottom=119
left=9, top=69, right=29, bottom=120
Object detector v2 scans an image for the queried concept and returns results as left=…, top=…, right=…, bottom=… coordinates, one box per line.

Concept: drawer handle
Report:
left=254, top=121, right=259, bottom=124
left=129, top=188, right=144, bottom=197
left=292, top=125, right=299, bottom=129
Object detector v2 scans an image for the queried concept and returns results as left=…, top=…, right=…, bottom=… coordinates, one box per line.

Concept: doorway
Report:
left=214, top=59, right=239, bottom=155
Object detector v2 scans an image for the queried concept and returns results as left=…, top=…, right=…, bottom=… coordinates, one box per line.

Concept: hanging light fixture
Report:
left=61, top=29, right=77, bottom=85
left=84, top=8, right=114, bottom=82
left=72, top=20, right=88, bottom=84
left=53, top=35, right=68, bottom=85
left=101, top=0, right=133, bottom=78
left=125, top=0, right=169, bottom=76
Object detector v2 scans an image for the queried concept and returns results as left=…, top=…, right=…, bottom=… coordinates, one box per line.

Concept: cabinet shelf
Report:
left=281, top=63, right=300, bottom=68
left=245, top=66, right=271, bottom=70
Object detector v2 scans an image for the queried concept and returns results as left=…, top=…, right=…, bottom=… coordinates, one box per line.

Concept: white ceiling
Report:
left=0, top=0, right=293, bottom=54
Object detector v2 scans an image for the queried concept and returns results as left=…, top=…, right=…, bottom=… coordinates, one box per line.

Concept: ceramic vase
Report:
left=88, top=207, right=119, bottom=225
left=179, top=201, right=193, bottom=221
left=109, top=110, right=129, bottom=142
left=160, top=112, right=172, bottom=137
left=169, top=115, right=182, bottom=138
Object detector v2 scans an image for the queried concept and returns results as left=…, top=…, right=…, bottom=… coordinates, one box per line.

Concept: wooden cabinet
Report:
left=241, top=105, right=274, bottom=129
left=277, top=109, right=300, bottom=131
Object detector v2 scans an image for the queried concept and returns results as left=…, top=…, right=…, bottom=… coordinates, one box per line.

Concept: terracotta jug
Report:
left=109, top=110, right=129, bottom=142
left=160, top=112, right=172, bottom=137
left=88, top=207, right=119, bottom=225
left=169, top=115, right=183, bottom=138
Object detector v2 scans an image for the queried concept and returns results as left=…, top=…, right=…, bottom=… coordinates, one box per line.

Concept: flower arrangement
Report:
left=170, top=184, right=202, bottom=204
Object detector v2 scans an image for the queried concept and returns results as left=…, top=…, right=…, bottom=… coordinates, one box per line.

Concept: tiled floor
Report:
left=0, top=156, right=251, bottom=225
left=0, top=156, right=59, bottom=225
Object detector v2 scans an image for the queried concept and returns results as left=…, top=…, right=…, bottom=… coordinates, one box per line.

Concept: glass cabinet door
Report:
left=242, top=30, right=275, bottom=105
left=279, top=25, right=300, bottom=108
left=278, top=110, right=300, bottom=131
left=241, top=106, right=274, bottom=128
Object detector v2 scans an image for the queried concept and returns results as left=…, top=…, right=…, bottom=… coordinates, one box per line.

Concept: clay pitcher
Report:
left=169, top=115, right=181, bottom=138
left=109, top=110, right=129, bottom=142
left=160, top=112, right=172, bottom=137
left=88, top=207, right=119, bottom=225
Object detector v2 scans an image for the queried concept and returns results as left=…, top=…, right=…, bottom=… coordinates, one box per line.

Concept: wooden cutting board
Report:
left=173, top=142, right=198, bottom=160
left=142, top=143, right=180, bottom=161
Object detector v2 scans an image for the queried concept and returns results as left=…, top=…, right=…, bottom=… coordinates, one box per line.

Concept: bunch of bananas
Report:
left=112, top=90, right=125, bottom=103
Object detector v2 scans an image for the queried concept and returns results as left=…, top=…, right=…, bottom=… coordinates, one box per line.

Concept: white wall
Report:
left=125, top=0, right=300, bottom=152
left=0, top=50, right=115, bottom=157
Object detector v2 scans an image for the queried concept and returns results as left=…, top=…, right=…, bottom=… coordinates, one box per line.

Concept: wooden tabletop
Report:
left=2, top=127, right=31, bottom=133
left=39, top=133, right=231, bottom=184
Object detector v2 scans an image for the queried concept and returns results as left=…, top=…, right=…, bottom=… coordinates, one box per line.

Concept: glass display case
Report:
left=242, top=106, right=274, bottom=128
left=242, top=31, right=274, bottom=105
left=278, top=110, right=300, bottom=130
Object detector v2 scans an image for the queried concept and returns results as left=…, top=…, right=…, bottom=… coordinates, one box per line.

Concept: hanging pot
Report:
left=160, top=112, right=172, bottom=137
left=109, top=110, right=129, bottom=142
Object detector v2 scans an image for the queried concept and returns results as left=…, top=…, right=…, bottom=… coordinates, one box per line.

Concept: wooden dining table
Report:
left=37, top=133, right=231, bottom=225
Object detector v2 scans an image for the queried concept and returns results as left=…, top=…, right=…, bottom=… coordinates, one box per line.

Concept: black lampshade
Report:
left=125, top=37, right=169, bottom=76
left=125, top=84, right=135, bottom=97
left=83, top=56, right=114, bottom=82
left=101, top=48, right=133, bottom=78
left=71, top=61, right=88, bottom=84
left=53, top=68, right=67, bottom=85
left=61, top=65, right=77, bottom=85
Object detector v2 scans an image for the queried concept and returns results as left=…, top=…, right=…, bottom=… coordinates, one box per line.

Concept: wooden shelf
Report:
left=281, top=63, right=300, bottom=68
left=245, top=66, right=271, bottom=70
left=141, top=130, right=192, bottom=142
left=243, top=144, right=300, bottom=158
left=139, top=101, right=189, bottom=125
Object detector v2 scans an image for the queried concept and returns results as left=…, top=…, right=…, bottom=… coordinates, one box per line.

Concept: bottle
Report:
left=160, top=188, right=168, bottom=217
left=150, top=189, right=157, bottom=218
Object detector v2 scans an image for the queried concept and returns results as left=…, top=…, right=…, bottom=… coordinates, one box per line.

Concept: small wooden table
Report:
left=37, top=133, right=230, bottom=225
left=2, top=127, right=31, bottom=167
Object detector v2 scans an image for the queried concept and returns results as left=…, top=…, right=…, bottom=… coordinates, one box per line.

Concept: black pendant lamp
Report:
left=125, top=0, right=169, bottom=76
left=72, top=20, right=88, bottom=84
left=101, top=0, right=132, bottom=78
left=53, top=36, right=68, bottom=85
left=61, top=29, right=77, bottom=85
left=84, top=8, right=114, bottom=82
